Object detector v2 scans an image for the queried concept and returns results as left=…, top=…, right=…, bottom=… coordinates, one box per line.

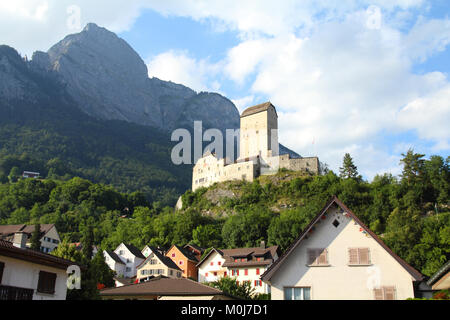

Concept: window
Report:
left=348, top=248, right=371, bottom=265
left=0, top=261, right=4, bottom=284
left=119, top=250, right=124, bottom=255
left=307, top=249, right=329, bottom=266
left=256, top=268, right=260, bottom=275
left=332, top=219, right=340, bottom=228
left=172, top=253, right=176, bottom=258
left=169, top=270, right=173, bottom=276
left=179, top=260, right=183, bottom=265
left=254, top=280, right=262, bottom=287
left=244, top=269, right=248, bottom=276
left=177, top=272, right=182, bottom=278
left=224, top=271, right=227, bottom=277
left=126, top=267, right=131, bottom=272
left=284, top=287, right=311, bottom=300
left=374, top=287, right=396, bottom=300
left=213, top=272, right=218, bottom=276
left=205, top=273, right=208, bottom=277
left=37, top=271, right=56, bottom=294
left=210, top=262, right=214, bottom=266
left=218, top=261, right=222, bottom=266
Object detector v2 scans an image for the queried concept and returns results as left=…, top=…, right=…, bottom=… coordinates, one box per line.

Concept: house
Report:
left=261, top=196, right=424, bottom=300
left=427, top=260, right=450, bottom=292
left=104, top=250, right=126, bottom=278
left=137, top=247, right=182, bottom=282
left=0, top=234, right=80, bottom=300
left=22, top=171, right=40, bottom=179
left=166, top=244, right=201, bottom=280
left=99, top=276, right=234, bottom=300
left=103, top=243, right=145, bottom=279
left=0, top=224, right=60, bottom=253
left=197, top=243, right=280, bottom=295
left=141, top=245, right=167, bottom=258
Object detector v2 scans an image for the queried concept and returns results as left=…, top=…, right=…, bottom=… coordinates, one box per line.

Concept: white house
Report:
left=0, top=224, right=61, bottom=253
left=261, top=196, right=424, bottom=300
left=197, top=244, right=280, bottom=295
left=103, top=250, right=126, bottom=278
left=0, top=234, right=79, bottom=300
left=104, top=243, right=145, bottom=279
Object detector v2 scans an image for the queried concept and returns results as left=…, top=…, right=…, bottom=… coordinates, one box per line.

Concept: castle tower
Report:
left=239, top=102, right=279, bottom=161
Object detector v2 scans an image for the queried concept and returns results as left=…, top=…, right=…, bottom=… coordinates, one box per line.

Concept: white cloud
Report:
left=146, top=50, right=221, bottom=92
left=231, top=95, right=255, bottom=113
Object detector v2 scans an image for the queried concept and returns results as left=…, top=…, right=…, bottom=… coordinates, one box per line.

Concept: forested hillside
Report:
left=0, top=45, right=191, bottom=206
left=0, top=150, right=448, bottom=278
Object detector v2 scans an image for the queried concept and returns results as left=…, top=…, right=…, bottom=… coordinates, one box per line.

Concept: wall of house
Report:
left=166, top=247, right=198, bottom=280
left=198, top=252, right=227, bottom=283
left=0, top=255, right=68, bottom=300
left=230, top=266, right=270, bottom=294
left=269, top=207, right=417, bottom=300
left=103, top=252, right=125, bottom=277
left=38, top=226, right=61, bottom=253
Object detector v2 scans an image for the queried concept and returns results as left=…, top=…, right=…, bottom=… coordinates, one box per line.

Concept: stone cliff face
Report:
left=0, top=23, right=300, bottom=158
left=34, top=23, right=239, bottom=132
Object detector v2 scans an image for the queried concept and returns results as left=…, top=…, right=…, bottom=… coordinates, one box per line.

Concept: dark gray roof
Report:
left=105, top=250, right=125, bottom=265
left=137, top=248, right=181, bottom=271
left=427, top=260, right=450, bottom=286
left=123, top=243, right=145, bottom=259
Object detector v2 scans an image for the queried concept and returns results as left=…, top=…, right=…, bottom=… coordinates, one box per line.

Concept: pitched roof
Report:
left=241, top=102, right=277, bottom=118
left=0, top=224, right=55, bottom=237
left=427, top=260, right=450, bottom=286
left=261, top=196, right=424, bottom=283
left=0, top=239, right=83, bottom=270
left=121, top=243, right=146, bottom=259
left=105, top=250, right=125, bottom=265
left=99, top=276, right=226, bottom=297
left=195, top=246, right=279, bottom=268
left=170, top=244, right=199, bottom=262
left=184, top=243, right=204, bottom=254
left=137, top=247, right=181, bottom=271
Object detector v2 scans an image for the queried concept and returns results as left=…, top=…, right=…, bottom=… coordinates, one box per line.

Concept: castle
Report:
left=192, top=102, right=320, bottom=191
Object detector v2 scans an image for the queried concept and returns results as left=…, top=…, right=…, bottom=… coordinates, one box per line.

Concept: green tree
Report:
left=8, top=166, right=21, bottom=183
left=30, top=223, right=41, bottom=251
left=207, top=276, right=255, bottom=300
left=339, top=153, right=359, bottom=179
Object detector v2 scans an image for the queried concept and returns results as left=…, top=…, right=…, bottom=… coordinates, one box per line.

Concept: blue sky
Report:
left=0, top=1, right=449, bottom=180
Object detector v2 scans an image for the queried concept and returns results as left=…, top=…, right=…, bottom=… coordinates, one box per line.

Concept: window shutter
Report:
left=318, top=249, right=328, bottom=265
left=384, top=287, right=396, bottom=300
left=359, top=248, right=370, bottom=265
left=37, top=271, right=56, bottom=294
left=348, top=248, right=358, bottom=265
left=307, top=249, right=316, bottom=265
left=373, top=288, right=383, bottom=300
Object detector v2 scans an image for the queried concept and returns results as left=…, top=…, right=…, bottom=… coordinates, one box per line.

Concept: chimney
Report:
left=260, top=240, right=265, bottom=249
left=13, top=232, right=28, bottom=249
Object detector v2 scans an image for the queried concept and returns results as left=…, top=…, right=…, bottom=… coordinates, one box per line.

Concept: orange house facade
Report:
left=166, top=245, right=199, bottom=281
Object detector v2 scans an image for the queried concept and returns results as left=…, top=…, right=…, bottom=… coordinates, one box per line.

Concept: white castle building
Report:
left=192, top=102, right=320, bottom=191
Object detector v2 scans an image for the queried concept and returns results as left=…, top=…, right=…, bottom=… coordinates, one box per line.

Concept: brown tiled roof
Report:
left=241, top=102, right=277, bottom=118
left=0, top=224, right=55, bottom=238
left=196, top=246, right=279, bottom=268
left=261, top=196, right=424, bottom=283
left=221, top=246, right=279, bottom=268
left=0, top=239, right=83, bottom=270
left=99, top=276, right=226, bottom=297
left=171, top=244, right=199, bottom=262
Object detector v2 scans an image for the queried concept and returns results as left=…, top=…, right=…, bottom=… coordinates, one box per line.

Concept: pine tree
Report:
left=339, top=153, right=359, bottom=179
left=30, top=223, right=41, bottom=251
left=81, top=224, right=94, bottom=261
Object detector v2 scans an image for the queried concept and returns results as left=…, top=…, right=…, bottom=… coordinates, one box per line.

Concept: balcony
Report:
left=0, top=285, right=34, bottom=300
